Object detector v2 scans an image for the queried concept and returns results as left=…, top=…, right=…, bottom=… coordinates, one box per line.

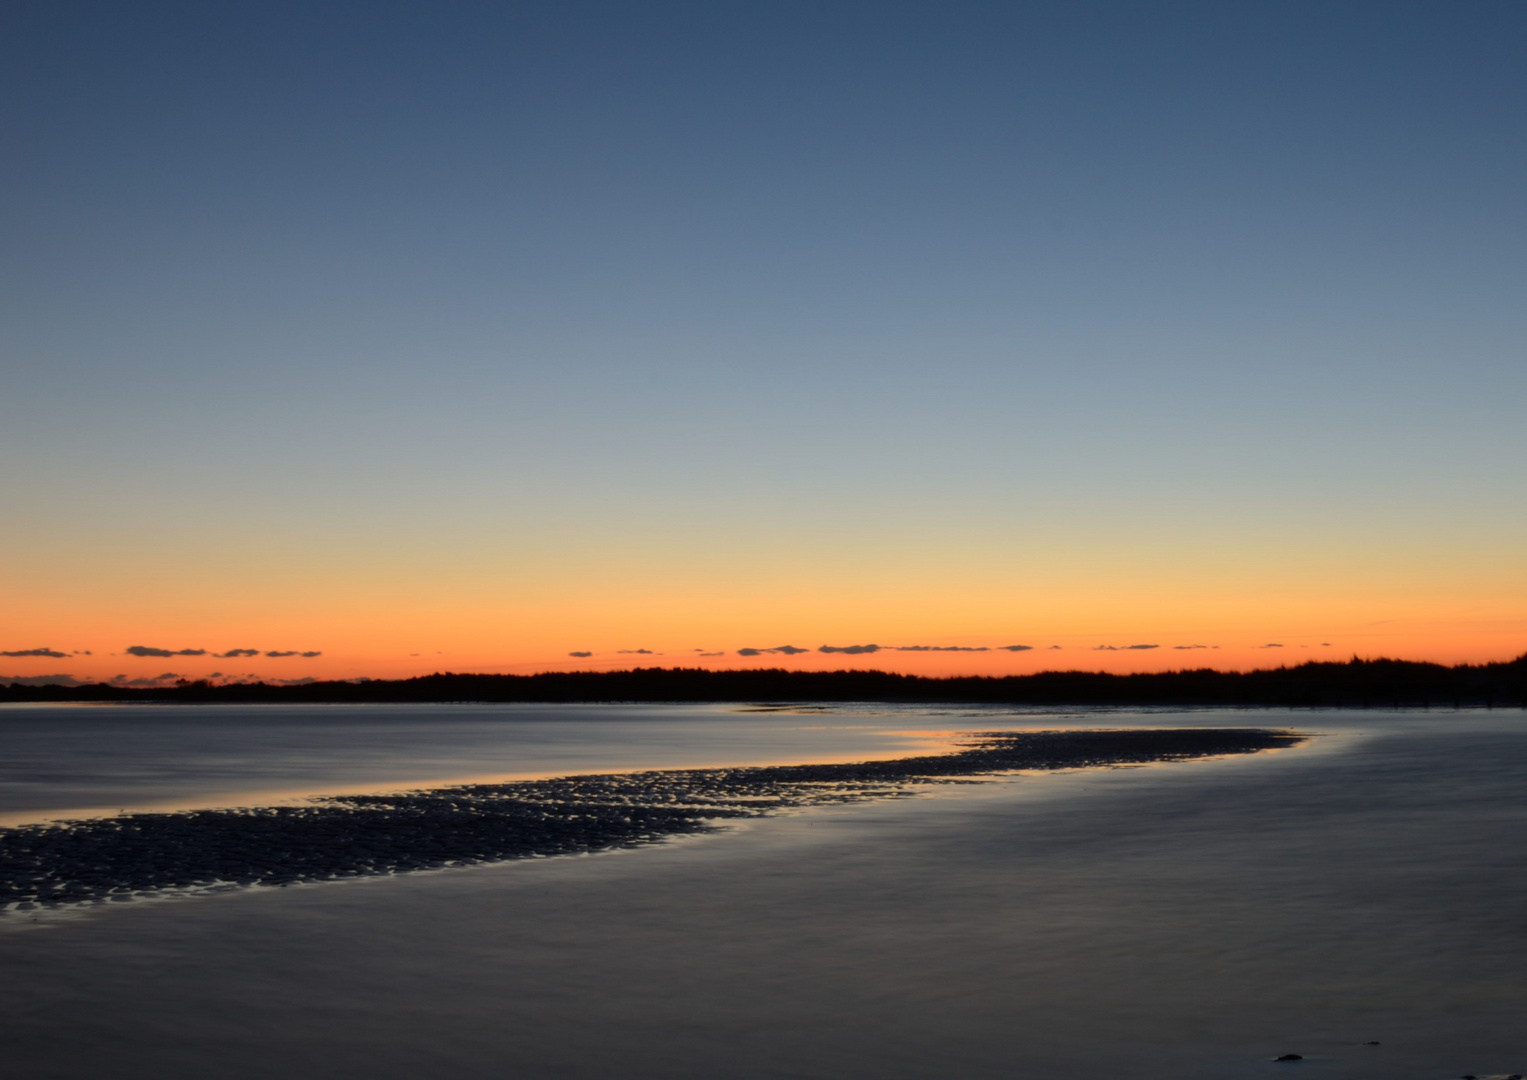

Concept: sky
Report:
left=3, top=1, right=1525, bottom=686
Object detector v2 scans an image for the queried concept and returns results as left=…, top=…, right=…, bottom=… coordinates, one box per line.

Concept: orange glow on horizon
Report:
left=4, top=511, right=1524, bottom=686
left=3, top=618, right=1522, bottom=687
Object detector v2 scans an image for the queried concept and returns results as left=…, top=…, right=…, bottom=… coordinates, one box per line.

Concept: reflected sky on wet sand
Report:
left=1, top=708, right=1524, bottom=1078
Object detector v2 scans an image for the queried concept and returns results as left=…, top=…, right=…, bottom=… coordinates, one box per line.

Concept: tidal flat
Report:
left=1, top=706, right=1524, bottom=1079
left=1, top=727, right=1295, bottom=908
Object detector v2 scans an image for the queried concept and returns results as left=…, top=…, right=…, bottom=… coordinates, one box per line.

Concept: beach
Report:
left=2, top=706, right=1524, bottom=1078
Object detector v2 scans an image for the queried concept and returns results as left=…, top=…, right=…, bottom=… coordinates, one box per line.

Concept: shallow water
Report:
left=0, top=701, right=976, bottom=823
left=0, top=700, right=1248, bottom=824
left=1, top=705, right=1523, bottom=1078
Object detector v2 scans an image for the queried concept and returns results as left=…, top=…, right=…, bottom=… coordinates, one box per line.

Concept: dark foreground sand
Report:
left=2, top=717, right=1524, bottom=1079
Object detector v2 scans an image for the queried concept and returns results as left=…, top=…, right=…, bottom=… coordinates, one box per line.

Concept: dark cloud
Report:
left=568, top=651, right=592, bottom=658
left=699, top=651, right=724, bottom=657
left=215, top=648, right=260, bottom=658
left=894, top=645, right=991, bottom=652
left=737, top=646, right=808, bottom=656
left=617, top=649, right=654, bottom=655
left=300, top=651, right=321, bottom=658
left=1321, top=642, right=1332, bottom=646
left=264, top=650, right=298, bottom=657
left=3, top=673, right=84, bottom=687
left=125, top=645, right=206, bottom=657
left=999, top=645, right=1033, bottom=652
left=1, top=647, right=69, bottom=658
left=1048, top=645, right=1063, bottom=650
left=1173, top=645, right=1209, bottom=650
left=1258, top=643, right=1284, bottom=648
left=818, top=644, right=881, bottom=655
left=272, top=677, right=317, bottom=686
left=1093, top=644, right=1159, bottom=651
left=737, top=648, right=762, bottom=656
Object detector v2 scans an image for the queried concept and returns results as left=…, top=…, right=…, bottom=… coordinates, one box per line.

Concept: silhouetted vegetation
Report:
left=4, top=654, right=1526, bottom=707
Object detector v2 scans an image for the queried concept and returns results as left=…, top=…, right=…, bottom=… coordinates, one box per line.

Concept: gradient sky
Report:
left=3, top=1, right=1525, bottom=685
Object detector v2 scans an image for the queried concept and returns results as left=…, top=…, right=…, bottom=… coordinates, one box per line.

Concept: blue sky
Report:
left=3, top=1, right=1525, bottom=676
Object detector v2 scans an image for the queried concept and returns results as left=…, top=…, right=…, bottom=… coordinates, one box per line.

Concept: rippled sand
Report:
left=2, top=728, right=1293, bottom=907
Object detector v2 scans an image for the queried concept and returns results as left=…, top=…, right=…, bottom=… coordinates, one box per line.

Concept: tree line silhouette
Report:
left=5, top=654, right=1527, bottom=708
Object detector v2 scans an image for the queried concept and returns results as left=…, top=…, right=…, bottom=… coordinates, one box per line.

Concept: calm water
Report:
left=1, top=703, right=1523, bottom=1079
left=0, top=700, right=1185, bottom=823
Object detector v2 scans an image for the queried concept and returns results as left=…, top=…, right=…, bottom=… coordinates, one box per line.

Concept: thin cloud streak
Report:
left=111, top=671, right=182, bottom=686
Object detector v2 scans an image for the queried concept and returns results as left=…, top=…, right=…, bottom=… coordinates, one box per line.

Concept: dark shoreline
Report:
left=0, top=727, right=1300, bottom=911
left=5, top=655, right=1525, bottom=708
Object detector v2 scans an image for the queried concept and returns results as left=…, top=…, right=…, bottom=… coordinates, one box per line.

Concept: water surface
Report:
left=1, top=705, right=1522, bottom=1079
left=0, top=700, right=1259, bottom=824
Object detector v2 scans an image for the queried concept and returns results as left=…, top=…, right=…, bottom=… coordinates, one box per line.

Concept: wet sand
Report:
left=0, top=728, right=1294, bottom=908
left=1, top=716, right=1524, bottom=1079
